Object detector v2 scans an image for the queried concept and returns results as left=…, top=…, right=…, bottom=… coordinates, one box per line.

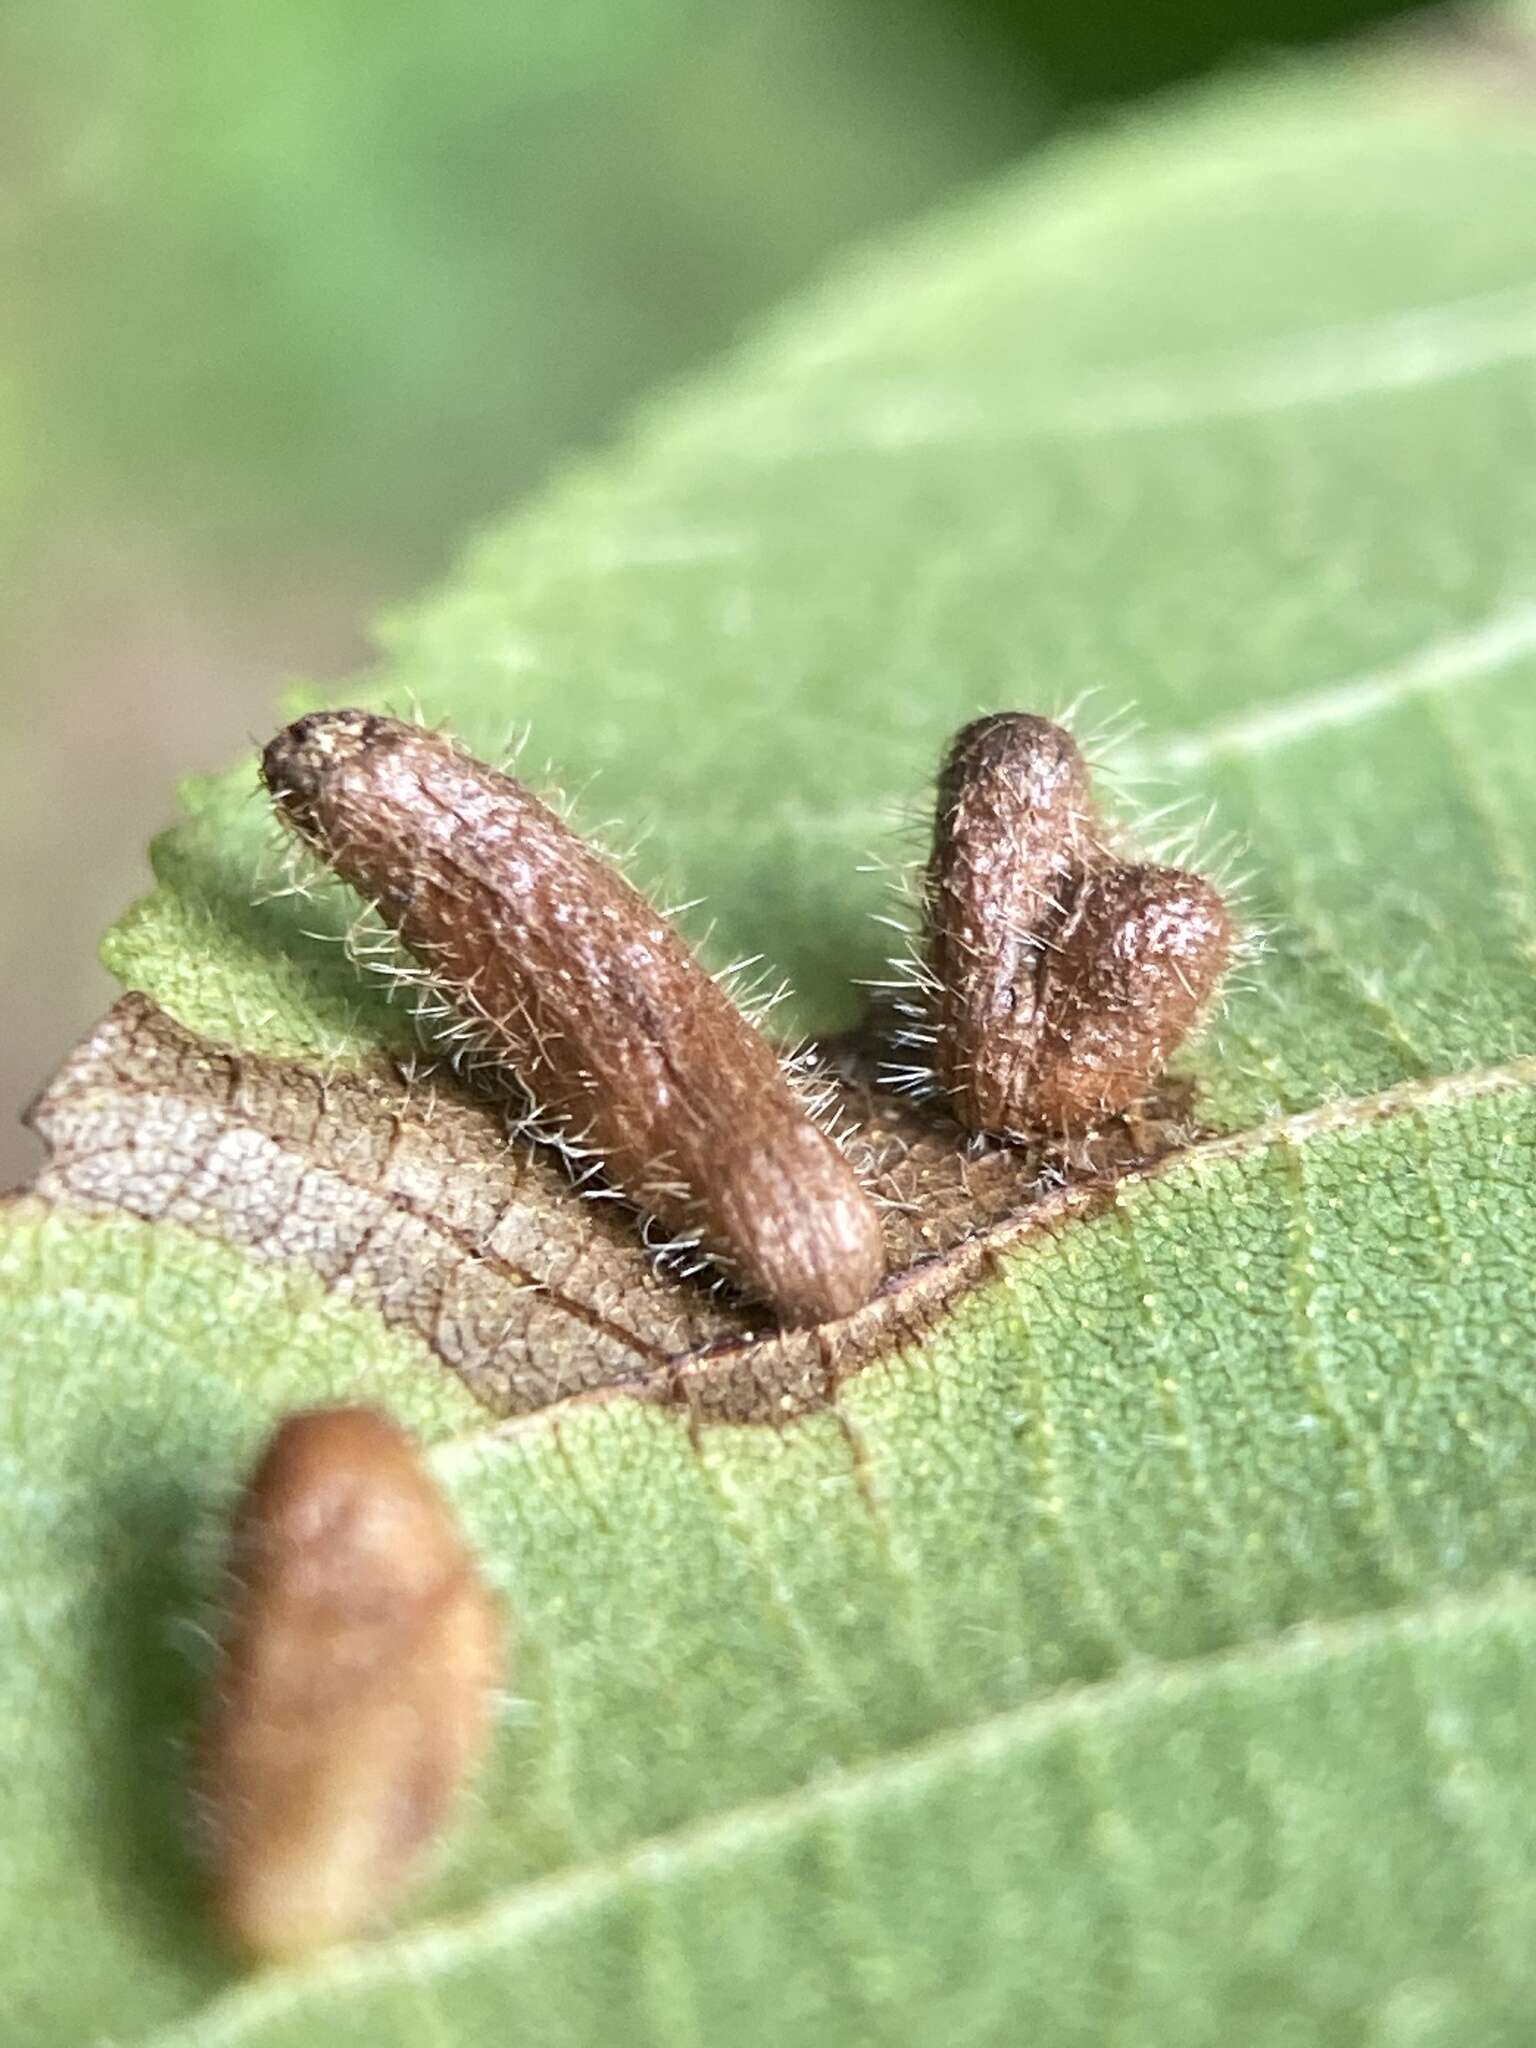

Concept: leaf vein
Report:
left=123, top=1577, right=1536, bottom=2048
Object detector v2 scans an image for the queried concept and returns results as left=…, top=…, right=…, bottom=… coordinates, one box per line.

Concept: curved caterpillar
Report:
left=923, top=713, right=1233, bottom=1137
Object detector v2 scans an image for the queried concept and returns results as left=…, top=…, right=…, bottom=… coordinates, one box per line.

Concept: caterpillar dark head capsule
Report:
left=263, top=712, right=885, bottom=1326
left=198, top=1406, right=501, bottom=1962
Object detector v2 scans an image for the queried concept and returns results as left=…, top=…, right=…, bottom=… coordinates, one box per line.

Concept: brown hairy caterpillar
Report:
left=198, top=1406, right=501, bottom=1962
left=925, top=713, right=1102, bottom=1134
left=922, top=713, right=1232, bottom=1137
left=1024, top=861, right=1232, bottom=1127
left=263, top=711, right=885, bottom=1326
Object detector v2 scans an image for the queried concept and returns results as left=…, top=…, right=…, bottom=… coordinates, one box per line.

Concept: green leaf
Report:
left=0, top=0, right=1036, bottom=565
left=9, top=35, right=1536, bottom=2046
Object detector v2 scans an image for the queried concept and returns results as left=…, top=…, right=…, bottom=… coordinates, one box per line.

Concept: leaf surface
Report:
left=7, top=34, right=1536, bottom=2047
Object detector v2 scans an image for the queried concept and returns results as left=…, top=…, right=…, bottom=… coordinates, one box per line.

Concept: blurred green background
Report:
left=0, top=0, right=1426, bottom=1185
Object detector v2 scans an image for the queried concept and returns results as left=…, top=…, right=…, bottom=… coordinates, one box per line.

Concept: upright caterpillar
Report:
left=263, top=711, right=885, bottom=1326
left=925, top=712, right=1101, bottom=1134
left=923, top=713, right=1233, bottom=1137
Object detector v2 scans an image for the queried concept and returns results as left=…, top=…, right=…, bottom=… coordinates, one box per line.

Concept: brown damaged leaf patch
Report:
left=26, top=995, right=1203, bottom=1423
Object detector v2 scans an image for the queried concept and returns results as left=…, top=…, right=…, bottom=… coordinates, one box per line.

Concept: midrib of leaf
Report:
left=10, top=1052, right=1533, bottom=2046
left=127, top=1049, right=1536, bottom=2046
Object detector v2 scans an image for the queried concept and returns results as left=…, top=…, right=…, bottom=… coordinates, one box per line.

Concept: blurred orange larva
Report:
left=199, top=1406, right=500, bottom=1962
